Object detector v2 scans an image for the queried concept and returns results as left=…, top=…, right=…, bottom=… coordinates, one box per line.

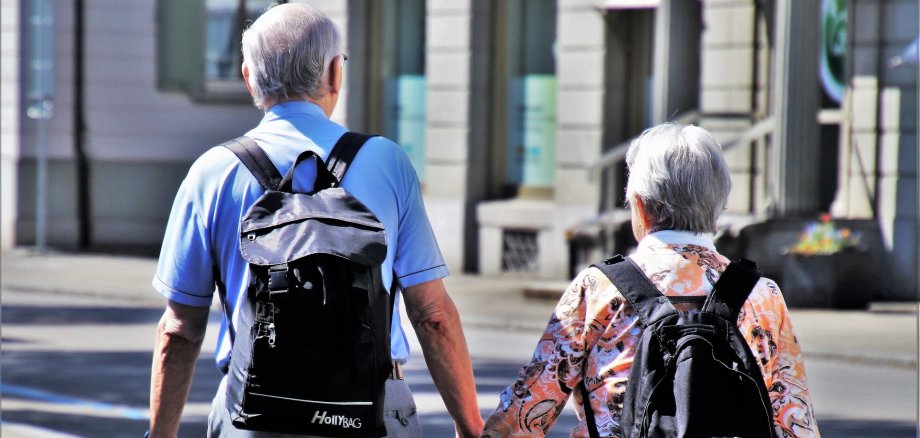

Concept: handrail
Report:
left=589, top=110, right=700, bottom=180
left=721, top=116, right=775, bottom=151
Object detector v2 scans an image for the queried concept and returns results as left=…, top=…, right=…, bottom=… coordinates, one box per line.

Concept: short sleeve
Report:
left=152, top=175, right=216, bottom=307
left=392, top=152, right=449, bottom=288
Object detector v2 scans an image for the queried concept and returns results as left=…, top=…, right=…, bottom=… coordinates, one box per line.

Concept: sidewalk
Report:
left=1, top=248, right=917, bottom=368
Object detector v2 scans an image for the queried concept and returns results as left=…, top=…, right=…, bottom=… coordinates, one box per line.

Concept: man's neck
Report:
left=263, top=96, right=332, bottom=118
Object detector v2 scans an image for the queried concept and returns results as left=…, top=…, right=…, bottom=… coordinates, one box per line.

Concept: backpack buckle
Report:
left=267, top=264, right=290, bottom=299
left=602, top=254, right=625, bottom=265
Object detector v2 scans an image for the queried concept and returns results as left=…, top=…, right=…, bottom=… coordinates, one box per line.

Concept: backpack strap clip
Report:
left=267, top=263, right=290, bottom=300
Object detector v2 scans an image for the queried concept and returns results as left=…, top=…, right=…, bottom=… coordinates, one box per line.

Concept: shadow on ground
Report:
left=1, top=305, right=164, bottom=325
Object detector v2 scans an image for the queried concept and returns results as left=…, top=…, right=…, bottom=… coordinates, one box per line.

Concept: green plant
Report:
left=787, top=213, right=862, bottom=255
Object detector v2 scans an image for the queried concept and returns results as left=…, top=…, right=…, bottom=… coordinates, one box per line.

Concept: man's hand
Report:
left=402, top=279, right=484, bottom=438
left=149, top=300, right=210, bottom=438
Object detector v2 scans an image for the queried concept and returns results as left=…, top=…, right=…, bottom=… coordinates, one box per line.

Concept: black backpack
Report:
left=583, top=255, right=776, bottom=438
left=217, top=133, right=393, bottom=437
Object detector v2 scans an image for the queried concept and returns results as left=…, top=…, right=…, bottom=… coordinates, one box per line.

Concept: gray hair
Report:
left=625, top=123, right=732, bottom=234
left=241, top=3, right=342, bottom=109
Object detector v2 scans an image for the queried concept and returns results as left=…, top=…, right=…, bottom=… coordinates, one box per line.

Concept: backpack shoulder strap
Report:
left=326, top=132, right=377, bottom=185
left=578, top=383, right=602, bottom=438
left=221, top=136, right=283, bottom=191
left=591, top=255, right=679, bottom=327
left=703, top=259, right=762, bottom=321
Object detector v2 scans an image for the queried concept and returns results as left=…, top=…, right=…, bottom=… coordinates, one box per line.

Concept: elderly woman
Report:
left=482, top=123, right=819, bottom=437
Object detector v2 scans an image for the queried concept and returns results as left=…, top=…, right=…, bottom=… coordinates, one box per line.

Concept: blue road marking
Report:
left=0, top=383, right=148, bottom=420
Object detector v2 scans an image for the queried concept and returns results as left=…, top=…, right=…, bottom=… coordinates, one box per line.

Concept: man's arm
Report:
left=149, top=300, right=210, bottom=438
left=402, top=278, right=484, bottom=438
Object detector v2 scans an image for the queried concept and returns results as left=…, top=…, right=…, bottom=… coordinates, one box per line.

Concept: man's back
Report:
left=154, top=101, right=447, bottom=370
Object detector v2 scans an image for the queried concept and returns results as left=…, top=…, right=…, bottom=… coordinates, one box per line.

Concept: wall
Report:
left=16, top=0, right=264, bottom=249
left=0, top=0, right=19, bottom=249
left=848, top=0, right=918, bottom=298
left=424, top=0, right=476, bottom=273
left=699, top=0, right=758, bottom=215
left=550, top=0, right=607, bottom=277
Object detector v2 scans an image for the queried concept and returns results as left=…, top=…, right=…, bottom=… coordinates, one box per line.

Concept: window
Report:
left=490, top=0, right=557, bottom=199
left=364, top=0, right=427, bottom=181
left=157, top=0, right=281, bottom=101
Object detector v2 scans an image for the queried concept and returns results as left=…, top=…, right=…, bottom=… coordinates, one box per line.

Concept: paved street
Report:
left=1, top=250, right=918, bottom=437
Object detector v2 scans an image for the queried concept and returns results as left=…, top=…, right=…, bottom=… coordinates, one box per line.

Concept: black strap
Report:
left=223, top=133, right=375, bottom=192
left=221, top=137, right=283, bottom=191
left=703, top=259, right=762, bottom=321
left=592, top=255, right=678, bottom=328
left=579, top=383, right=601, bottom=438
left=326, top=132, right=376, bottom=185
left=667, top=295, right=708, bottom=305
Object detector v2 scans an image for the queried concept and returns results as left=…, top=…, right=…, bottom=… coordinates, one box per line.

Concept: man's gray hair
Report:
left=625, top=123, right=732, bottom=234
left=241, top=3, right=341, bottom=109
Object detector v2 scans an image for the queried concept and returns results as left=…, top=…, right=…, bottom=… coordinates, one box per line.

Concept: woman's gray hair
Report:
left=625, top=123, right=732, bottom=234
left=241, top=3, right=342, bottom=109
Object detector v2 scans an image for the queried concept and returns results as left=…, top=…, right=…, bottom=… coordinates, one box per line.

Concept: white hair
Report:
left=625, top=123, right=732, bottom=234
left=241, top=3, right=341, bottom=109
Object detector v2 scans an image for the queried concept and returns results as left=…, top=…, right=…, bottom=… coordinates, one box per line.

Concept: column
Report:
left=551, top=0, right=607, bottom=277
left=770, top=0, right=822, bottom=216
left=424, top=0, right=475, bottom=272
left=0, top=0, right=20, bottom=249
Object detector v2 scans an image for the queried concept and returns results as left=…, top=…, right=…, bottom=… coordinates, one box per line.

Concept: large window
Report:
left=490, top=0, right=557, bottom=199
left=364, top=0, right=427, bottom=181
left=158, top=0, right=280, bottom=100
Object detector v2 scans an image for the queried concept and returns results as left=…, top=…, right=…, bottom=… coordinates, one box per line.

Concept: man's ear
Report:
left=328, top=55, right=343, bottom=94
left=242, top=62, right=255, bottom=97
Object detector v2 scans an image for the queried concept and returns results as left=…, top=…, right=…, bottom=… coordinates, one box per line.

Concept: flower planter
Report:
left=780, top=252, right=871, bottom=309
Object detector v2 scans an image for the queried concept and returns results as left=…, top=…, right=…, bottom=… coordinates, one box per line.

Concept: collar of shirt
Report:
left=636, top=230, right=717, bottom=253
left=261, top=101, right=327, bottom=123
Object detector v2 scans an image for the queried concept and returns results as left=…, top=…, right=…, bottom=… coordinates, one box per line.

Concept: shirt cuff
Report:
left=152, top=275, right=214, bottom=307
left=396, top=264, right=450, bottom=289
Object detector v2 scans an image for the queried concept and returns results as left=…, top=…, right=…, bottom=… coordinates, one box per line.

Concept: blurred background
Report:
left=0, top=0, right=918, bottom=436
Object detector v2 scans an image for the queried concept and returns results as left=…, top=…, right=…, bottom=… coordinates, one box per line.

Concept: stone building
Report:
left=2, top=0, right=917, bottom=299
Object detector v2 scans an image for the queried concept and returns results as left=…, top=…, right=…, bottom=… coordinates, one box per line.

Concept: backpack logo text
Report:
left=311, top=410, right=363, bottom=430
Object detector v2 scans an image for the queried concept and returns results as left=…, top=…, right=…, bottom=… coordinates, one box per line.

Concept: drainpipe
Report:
left=74, top=0, right=90, bottom=248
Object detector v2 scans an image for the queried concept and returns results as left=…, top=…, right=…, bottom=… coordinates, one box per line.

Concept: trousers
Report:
left=208, top=376, right=422, bottom=438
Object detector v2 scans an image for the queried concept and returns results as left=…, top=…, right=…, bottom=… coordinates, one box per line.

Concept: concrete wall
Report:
left=1, top=0, right=19, bottom=249
left=844, top=0, right=919, bottom=298
left=424, top=0, right=476, bottom=273
left=699, top=0, right=758, bottom=215
left=550, top=0, right=607, bottom=277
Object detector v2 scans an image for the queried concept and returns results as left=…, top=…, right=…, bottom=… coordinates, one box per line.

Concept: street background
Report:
left=1, top=249, right=917, bottom=437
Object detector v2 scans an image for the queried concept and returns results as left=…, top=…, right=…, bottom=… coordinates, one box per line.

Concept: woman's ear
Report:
left=633, top=195, right=651, bottom=231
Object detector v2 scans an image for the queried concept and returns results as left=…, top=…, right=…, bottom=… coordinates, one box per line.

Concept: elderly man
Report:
left=148, top=4, right=483, bottom=437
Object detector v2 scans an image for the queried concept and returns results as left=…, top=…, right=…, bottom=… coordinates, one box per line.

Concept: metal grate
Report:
left=501, top=230, right=539, bottom=273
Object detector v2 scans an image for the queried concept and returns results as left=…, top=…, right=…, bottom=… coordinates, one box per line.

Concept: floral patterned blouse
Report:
left=482, top=230, right=820, bottom=438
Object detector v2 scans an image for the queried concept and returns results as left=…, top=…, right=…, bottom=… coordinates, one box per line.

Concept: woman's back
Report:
left=481, top=231, right=820, bottom=438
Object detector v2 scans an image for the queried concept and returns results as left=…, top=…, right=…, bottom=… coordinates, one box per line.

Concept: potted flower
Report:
left=781, top=214, right=869, bottom=309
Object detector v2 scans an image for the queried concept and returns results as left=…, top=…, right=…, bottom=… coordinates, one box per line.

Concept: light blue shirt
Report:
left=153, top=101, right=448, bottom=369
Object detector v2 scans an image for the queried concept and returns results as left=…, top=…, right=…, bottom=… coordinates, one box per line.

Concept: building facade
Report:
left=2, top=0, right=917, bottom=299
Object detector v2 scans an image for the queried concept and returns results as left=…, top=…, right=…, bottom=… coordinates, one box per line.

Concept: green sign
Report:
left=521, top=75, right=557, bottom=188
left=820, top=0, right=847, bottom=103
